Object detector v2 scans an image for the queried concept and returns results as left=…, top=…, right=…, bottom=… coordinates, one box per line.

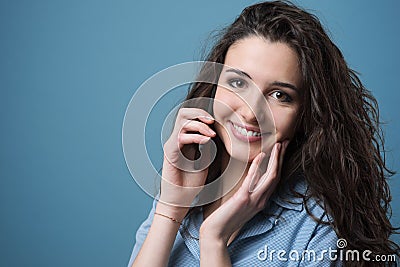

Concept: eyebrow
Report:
left=224, top=67, right=300, bottom=93
left=225, top=68, right=253, bottom=80
left=270, top=81, right=299, bottom=93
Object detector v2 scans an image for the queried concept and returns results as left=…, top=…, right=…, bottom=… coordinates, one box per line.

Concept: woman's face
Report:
left=213, top=36, right=302, bottom=162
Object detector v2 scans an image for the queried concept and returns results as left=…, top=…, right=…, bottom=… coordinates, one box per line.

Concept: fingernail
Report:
left=205, top=116, right=214, bottom=121
left=283, top=140, right=289, bottom=149
left=201, top=137, right=211, bottom=144
left=277, top=142, right=282, bottom=151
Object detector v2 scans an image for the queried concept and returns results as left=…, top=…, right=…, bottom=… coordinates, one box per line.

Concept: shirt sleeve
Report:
left=127, top=199, right=157, bottom=267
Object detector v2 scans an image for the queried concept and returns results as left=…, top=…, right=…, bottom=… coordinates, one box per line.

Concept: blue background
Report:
left=0, top=0, right=399, bottom=266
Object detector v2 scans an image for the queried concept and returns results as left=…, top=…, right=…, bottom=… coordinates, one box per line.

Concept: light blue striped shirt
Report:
left=128, top=177, right=341, bottom=266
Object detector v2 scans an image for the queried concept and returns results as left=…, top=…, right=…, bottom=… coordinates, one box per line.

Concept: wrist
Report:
left=199, top=224, right=228, bottom=246
left=199, top=232, right=227, bottom=254
left=155, top=201, right=189, bottom=222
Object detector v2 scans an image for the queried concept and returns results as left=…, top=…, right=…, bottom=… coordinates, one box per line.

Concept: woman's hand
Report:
left=158, top=107, right=216, bottom=218
left=199, top=141, right=289, bottom=266
left=133, top=108, right=215, bottom=267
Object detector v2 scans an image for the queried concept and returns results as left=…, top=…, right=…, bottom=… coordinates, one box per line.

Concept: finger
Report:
left=242, top=152, right=265, bottom=192
left=178, top=133, right=211, bottom=147
left=196, top=115, right=215, bottom=125
left=249, top=144, right=278, bottom=194
left=251, top=142, right=281, bottom=194
left=179, top=108, right=215, bottom=123
left=195, top=141, right=214, bottom=171
left=245, top=152, right=266, bottom=192
left=180, top=120, right=216, bottom=137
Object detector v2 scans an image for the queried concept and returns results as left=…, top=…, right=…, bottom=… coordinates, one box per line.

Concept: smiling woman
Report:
left=214, top=37, right=302, bottom=163
left=127, top=1, right=399, bottom=266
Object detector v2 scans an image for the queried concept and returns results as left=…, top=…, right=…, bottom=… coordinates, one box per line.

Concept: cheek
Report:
left=213, top=87, right=238, bottom=119
left=272, top=108, right=299, bottom=140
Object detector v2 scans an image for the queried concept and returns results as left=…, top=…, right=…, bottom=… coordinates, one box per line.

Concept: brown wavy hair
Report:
left=183, top=0, right=399, bottom=265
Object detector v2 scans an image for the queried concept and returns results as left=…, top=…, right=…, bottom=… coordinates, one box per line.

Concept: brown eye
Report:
left=271, top=91, right=292, bottom=102
left=228, top=78, right=247, bottom=89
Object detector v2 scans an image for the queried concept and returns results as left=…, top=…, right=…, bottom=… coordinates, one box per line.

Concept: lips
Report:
left=232, top=122, right=261, bottom=136
left=229, top=121, right=264, bottom=142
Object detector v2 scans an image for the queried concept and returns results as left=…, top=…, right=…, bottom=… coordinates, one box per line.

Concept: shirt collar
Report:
left=178, top=175, right=309, bottom=259
left=270, top=176, right=308, bottom=212
left=237, top=177, right=308, bottom=241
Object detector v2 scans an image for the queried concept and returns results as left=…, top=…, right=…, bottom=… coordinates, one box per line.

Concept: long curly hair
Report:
left=183, top=1, right=399, bottom=265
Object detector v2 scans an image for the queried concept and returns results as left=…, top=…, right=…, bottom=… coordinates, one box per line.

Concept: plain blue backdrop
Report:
left=0, top=1, right=399, bottom=266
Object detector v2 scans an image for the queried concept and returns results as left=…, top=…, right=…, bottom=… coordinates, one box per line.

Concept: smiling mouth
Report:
left=228, top=121, right=271, bottom=143
left=231, top=122, right=261, bottom=137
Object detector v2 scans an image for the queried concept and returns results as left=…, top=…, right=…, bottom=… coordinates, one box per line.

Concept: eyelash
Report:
left=227, top=78, right=248, bottom=89
left=227, top=77, right=293, bottom=103
left=270, top=91, right=293, bottom=103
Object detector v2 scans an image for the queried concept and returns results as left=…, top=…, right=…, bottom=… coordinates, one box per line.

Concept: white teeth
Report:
left=233, top=124, right=261, bottom=137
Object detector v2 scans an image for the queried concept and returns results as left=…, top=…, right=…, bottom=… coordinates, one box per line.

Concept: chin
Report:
left=226, top=147, right=259, bottom=163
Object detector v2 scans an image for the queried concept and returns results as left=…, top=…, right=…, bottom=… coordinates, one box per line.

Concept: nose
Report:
left=237, top=94, right=267, bottom=126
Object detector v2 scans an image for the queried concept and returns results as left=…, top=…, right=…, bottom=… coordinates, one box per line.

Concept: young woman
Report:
left=128, top=1, right=399, bottom=266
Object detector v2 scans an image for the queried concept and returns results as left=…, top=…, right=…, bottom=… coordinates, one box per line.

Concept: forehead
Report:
left=223, top=36, right=301, bottom=88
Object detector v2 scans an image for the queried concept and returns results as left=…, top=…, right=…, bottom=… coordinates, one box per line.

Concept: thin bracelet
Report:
left=154, top=212, right=182, bottom=224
